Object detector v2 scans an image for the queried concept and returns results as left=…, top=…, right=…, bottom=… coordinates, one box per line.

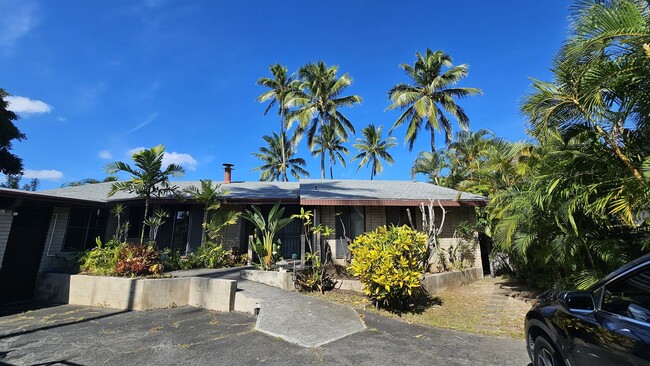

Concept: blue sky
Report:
left=2, top=0, right=570, bottom=189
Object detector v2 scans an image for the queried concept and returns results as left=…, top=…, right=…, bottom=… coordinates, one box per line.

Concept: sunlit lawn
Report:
left=311, top=276, right=537, bottom=339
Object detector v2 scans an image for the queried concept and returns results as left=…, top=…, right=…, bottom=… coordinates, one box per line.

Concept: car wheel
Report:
left=533, top=336, right=564, bottom=366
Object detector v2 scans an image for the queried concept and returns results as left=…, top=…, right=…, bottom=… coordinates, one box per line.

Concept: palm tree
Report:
left=387, top=49, right=482, bottom=152
left=310, top=124, right=349, bottom=179
left=105, top=144, right=185, bottom=245
left=257, top=64, right=299, bottom=182
left=183, top=179, right=227, bottom=244
left=410, top=150, right=447, bottom=185
left=252, top=132, right=309, bottom=181
left=288, top=61, right=362, bottom=179
left=61, top=176, right=118, bottom=187
left=353, top=124, right=397, bottom=180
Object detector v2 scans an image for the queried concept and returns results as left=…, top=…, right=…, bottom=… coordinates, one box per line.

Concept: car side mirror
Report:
left=559, top=291, right=596, bottom=313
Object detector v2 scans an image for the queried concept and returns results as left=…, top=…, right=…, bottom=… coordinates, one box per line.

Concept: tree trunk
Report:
left=592, top=124, right=643, bottom=180
left=140, top=196, right=150, bottom=245
left=201, top=209, right=208, bottom=245
left=430, top=128, right=436, bottom=153
left=280, top=109, right=288, bottom=182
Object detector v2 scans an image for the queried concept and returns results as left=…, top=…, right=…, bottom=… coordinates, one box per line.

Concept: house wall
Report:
left=365, top=206, right=386, bottom=232
left=317, top=204, right=482, bottom=271
left=219, top=204, right=245, bottom=253
left=38, top=206, right=75, bottom=274
left=318, top=206, right=336, bottom=241
left=0, top=213, right=14, bottom=268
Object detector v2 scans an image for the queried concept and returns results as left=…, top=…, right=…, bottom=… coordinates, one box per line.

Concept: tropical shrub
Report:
left=291, top=208, right=335, bottom=293
left=115, top=243, right=160, bottom=277
left=348, top=225, right=428, bottom=309
left=79, top=238, right=122, bottom=276
left=241, top=202, right=293, bottom=270
left=162, top=244, right=248, bottom=271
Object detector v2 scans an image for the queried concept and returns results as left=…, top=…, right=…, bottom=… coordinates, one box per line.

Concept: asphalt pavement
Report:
left=0, top=304, right=530, bottom=365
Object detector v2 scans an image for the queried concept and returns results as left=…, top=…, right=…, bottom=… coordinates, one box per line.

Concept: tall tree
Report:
left=353, top=124, right=397, bottom=180
left=523, top=0, right=650, bottom=181
left=410, top=150, right=447, bottom=185
left=183, top=179, right=239, bottom=246
left=105, top=145, right=185, bottom=245
left=257, top=64, right=299, bottom=182
left=0, top=89, right=26, bottom=175
left=252, top=132, right=309, bottom=181
left=387, top=49, right=482, bottom=152
left=310, top=124, right=349, bottom=179
left=289, top=61, right=362, bottom=179
left=61, top=176, right=118, bottom=187
left=0, top=174, right=39, bottom=191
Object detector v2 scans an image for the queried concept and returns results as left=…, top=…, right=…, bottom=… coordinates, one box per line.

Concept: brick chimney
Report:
left=223, top=163, right=234, bottom=184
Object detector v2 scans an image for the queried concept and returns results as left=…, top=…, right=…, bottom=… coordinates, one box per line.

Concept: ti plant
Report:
left=241, top=202, right=293, bottom=270
left=291, top=208, right=334, bottom=293
left=143, top=208, right=168, bottom=245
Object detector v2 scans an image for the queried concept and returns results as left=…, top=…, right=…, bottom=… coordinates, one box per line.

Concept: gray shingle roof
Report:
left=299, top=179, right=485, bottom=202
left=38, top=181, right=299, bottom=202
left=31, top=179, right=484, bottom=204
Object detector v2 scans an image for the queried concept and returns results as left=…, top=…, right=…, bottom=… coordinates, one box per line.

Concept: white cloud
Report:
left=125, top=147, right=198, bottom=171
left=98, top=150, right=112, bottom=160
left=0, top=0, right=39, bottom=48
left=57, top=116, right=66, bottom=122
left=23, top=169, right=63, bottom=180
left=5, top=96, right=52, bottom=114
left=163, top=152, right=198, bottom=171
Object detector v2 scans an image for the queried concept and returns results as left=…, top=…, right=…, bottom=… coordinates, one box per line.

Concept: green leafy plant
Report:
left=348, top=225, right=428, bottom=309
left=105, top=144, right=185, bottom=245
left=79, top=237, right=122, bottom=276
left=241, top=202, right=293, bottom=270
left=143, top=208, right=168, bottom=244
left=291, top=208, right=336, bottom=293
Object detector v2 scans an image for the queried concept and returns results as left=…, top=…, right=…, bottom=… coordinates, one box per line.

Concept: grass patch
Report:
left=311, top=276, right=538, bottom=339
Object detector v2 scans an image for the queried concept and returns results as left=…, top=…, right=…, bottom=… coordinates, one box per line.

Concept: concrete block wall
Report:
left=318, top=206, right=336, bottom=240
left=38, top=207, right=75, bottom=274
left=0, top=213, right=14, bottom=268
left=365, top=206, right=386, bottom=232
left=219, top=204, right=244, bottom=252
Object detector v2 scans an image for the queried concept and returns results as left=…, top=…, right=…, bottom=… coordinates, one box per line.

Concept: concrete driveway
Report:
left=0, top=304, right=529, bottom=366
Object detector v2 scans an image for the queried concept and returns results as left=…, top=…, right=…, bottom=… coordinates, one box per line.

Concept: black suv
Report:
left=525, top=253, right=650, bottom=366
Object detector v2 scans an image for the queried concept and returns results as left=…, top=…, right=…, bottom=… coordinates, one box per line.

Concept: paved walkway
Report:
left=170, top=267, right=366, bottom=347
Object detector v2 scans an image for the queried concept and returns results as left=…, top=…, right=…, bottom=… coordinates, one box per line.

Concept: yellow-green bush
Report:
left=348, top=225, right=427, bottom=308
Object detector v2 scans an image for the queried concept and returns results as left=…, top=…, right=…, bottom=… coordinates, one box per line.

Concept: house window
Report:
left=127, top=206, right=144, bottom=239
left=172, top=210, right=190, bottom=250
left=335, top=206, right=365, bottom=241
left=63, top=207, right=107, bottom=251
left=387, top=206, right=415, bottom=228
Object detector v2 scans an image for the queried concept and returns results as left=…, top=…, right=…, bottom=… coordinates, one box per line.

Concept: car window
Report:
left=602, top=265, right=650, bottom=323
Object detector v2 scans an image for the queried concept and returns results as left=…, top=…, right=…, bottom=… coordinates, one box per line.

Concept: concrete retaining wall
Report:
left=334, top=279, right=364, bottom=292
left=240, top=270, right=294, bottom=291
left=35, top=273, right=236, bottom=312
left=421, top=267, right=483, bottom=294
left=332, top=267, right=483, bottom=294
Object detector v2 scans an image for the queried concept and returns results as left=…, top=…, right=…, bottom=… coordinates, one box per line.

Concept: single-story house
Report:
left=0, top=165, right=488, bottom=304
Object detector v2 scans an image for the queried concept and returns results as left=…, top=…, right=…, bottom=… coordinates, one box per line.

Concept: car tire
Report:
left=533, top=336, right=565, bottom=366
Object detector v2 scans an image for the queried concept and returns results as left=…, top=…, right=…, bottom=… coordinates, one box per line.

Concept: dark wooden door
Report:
left=0, top=206, right=52, bottom=304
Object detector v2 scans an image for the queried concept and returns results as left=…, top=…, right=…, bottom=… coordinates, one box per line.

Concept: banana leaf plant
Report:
left=241, top=202, right=293, bottom=270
